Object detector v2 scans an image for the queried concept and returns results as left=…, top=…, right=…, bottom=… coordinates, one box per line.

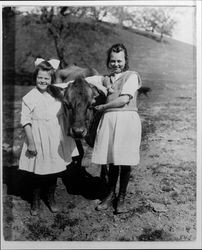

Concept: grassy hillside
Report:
left=3, top=14, right=195, bottom=86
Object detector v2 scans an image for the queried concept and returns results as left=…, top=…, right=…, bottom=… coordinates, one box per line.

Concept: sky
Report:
left=123, top=5, right=196, bottom=45
left=172, top=7, right=196, bottom=45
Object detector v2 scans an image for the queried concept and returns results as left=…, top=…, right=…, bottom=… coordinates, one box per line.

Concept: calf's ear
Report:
left=47, top=85, right=66, bottom=101
left=91, top=86, right=100, bottom=105
left=91, top=86, right=107, bottom=106
left=92, top=86, right=99, bottom=98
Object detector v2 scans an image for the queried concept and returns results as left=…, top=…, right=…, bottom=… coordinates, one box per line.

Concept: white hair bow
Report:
left=34, top=58, right=60, bottom=70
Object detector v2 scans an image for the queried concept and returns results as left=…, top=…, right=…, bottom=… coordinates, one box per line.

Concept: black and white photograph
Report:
left=1, top=0, right=201, bottom=249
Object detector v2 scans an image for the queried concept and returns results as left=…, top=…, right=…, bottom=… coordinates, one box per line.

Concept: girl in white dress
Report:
left=19, top=58, right=78, bottom=215
left=91, top=44, right=142, bottom=213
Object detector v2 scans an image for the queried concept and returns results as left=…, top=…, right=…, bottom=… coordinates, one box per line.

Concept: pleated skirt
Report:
left=92, top=111, right=141, bottom=166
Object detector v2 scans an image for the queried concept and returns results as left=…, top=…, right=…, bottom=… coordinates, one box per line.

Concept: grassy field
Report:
left=2, top=20, right=197, bottom=244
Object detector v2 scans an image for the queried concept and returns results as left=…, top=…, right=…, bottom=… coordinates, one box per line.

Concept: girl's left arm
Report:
left=95, top=72, right=140, bottom=112
left=95, top=95, right=130, bottom=111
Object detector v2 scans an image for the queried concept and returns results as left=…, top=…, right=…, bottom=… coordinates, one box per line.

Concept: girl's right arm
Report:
left=23, top=124, right=37, bottom=156
left=21, top=98, right=37, bottom=156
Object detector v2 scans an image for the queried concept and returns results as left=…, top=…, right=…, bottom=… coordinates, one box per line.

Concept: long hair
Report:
left=106, top=43, right=129, bottom=71
left=33, top=60, right=56, bottom=84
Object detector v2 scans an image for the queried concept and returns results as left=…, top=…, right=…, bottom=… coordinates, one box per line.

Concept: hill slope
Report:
left=3, top=15, right=196, bottom=82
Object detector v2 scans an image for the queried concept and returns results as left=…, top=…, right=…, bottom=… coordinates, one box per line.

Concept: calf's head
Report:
left=64, top=77, right=100, bottom=138
left=48, top=77, right=104, bottom=139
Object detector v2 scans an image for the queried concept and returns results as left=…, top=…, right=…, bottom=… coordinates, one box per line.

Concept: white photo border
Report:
left=1, top=1, right=201, bottom=249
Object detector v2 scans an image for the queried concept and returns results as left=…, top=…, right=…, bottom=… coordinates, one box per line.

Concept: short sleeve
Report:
left=121, top=73, right=141, bottom=97
left=20, top=99, right=33, bottom=127
left=85, top=75, right=107, bottom=96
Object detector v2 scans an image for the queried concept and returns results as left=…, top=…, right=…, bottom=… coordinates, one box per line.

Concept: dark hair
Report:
left=33, top=60, right=56, bottom=84
left=106, top=43, right=129, bottom=71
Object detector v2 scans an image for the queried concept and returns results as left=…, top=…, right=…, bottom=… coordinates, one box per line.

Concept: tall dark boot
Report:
left=30, top=188, right=41, bottom=216
left=116, top=165, right=131, bottom=213
left=47, top=184, right=59, bottom=213
left=96, top=165, right=119, bottom=211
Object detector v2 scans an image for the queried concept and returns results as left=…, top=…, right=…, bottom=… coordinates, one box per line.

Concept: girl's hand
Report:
left=27, top=144, right=37, bottom=157
left=95, top=104, right=106, bottom=112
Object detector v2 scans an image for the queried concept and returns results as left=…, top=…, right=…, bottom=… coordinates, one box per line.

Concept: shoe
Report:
left=49, top=201, right=59, bottom=213
left=96, top=190, right=115, bottom=211
left=30, top=206, right=40, bottom=216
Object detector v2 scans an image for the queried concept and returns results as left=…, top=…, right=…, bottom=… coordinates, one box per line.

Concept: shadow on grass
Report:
left=3, top=162, right=108, bottom=203
left=3, top=166, right=34, bottom=203
left=61, top=162, right=108, bottom=200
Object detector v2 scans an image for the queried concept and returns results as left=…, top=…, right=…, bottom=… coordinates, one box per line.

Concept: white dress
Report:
left=91, top=72, right=142, bottom=166
left=19, top=87, right=78, bottom=175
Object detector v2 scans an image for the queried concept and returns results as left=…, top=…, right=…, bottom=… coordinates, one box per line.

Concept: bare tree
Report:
left=152, top=8, right=177, bottom=41
left=128, top=7, right=177, bottom=41
left=39, top=7, right=69, bottom=68
left=83, top=6, right=109, bottom=22
left=38, top=6, right=112, bottom=67
left=108, top=6, right=130, bottom=27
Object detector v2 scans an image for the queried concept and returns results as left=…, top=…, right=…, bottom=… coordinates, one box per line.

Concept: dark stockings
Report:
left=96, top=164, right=131, bottom=212
left=116, top=165, right=131, bottom=213
left=119, top=165, right=131, bottom=196
left=96, top=164, right=119, bottom=211
left=108, top=164, right=119, bottom=192
left=30, top=173, right=58, bottom=215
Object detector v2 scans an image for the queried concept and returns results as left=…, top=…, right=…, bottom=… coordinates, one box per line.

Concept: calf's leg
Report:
left=74, top=139, right=84, bottom=167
